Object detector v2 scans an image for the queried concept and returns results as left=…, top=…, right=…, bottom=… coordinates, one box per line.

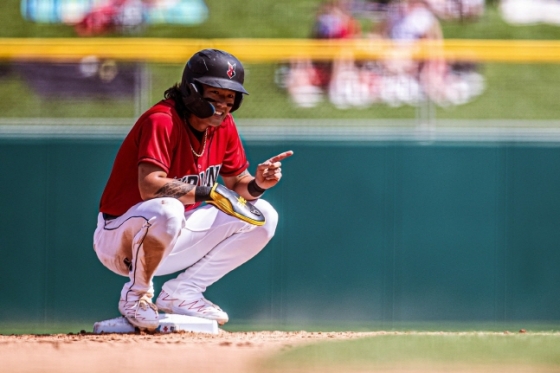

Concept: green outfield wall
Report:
left=1, top=132, right=560, bottom=330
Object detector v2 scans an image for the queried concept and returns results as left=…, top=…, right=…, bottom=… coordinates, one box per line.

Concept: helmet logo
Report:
left=227, top=62, right=236, bottom=79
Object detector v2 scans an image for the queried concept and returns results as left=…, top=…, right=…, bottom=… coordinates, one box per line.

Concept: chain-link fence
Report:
left=1, top=56, right=559, bottom=127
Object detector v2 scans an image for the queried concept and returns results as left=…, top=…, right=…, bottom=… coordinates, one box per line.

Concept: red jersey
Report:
left=99, top=99, right=249, bottom=216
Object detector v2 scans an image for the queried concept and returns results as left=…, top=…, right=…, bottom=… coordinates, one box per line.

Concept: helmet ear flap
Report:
left=180, top=81, right=215, bottom=118
left=231, top=92, right=243, bottom=112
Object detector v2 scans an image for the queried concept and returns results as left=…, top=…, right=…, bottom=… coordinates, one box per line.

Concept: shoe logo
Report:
left=179, top=300, right=211, bottom=314
left=159, top=291, right=177, bottom=303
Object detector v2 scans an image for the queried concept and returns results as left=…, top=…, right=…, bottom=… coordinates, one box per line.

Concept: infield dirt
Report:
left=2, top=330, right=557, bottom=373
left=0, top=330, right=379, bottom=373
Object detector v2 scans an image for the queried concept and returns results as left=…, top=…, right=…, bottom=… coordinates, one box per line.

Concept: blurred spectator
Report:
left=21, top=0, right=209, bottom=35
left=372, top=0, right=447, bottom=105
left=312, top=0, right=362, bottom=39
left=347, top=0, right=392, bottom=20
left=311, top=0, right=362, bottom=89
left=284, top=59, right=324, bottom=108
left=278, top=0, right=485, bottom=109
left=284, top=0, right=362, bottom=108
left=378, top=0, right=443, bottom=45
left=328, top=55, right=383, bottom=109
left=425, top=0, right=485, bottom=21
left=375, top=0, right=484, bottom=107
left=75, top=0, right=145, bottom=36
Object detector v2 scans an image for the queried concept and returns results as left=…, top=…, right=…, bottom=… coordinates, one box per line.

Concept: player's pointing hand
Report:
left=255, top=150, right=294, bottom=190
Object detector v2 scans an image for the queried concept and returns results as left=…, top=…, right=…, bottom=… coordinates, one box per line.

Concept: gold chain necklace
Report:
left=190, top=128, right=208, bottom=158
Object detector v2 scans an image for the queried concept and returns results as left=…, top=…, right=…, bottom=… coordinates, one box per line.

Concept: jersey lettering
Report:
left=178, top=175, right=200, bottom=185
left=201, top=165, right=221, bottom=186
left=177, top=165, right=221, bottom=187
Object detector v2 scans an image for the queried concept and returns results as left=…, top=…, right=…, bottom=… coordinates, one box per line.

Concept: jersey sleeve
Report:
left=136, top=112, right=176, bottom=173
left=219, top=116, right=249, bottom=177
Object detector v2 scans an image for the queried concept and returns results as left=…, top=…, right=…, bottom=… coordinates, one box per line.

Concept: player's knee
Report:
left=152, top=197, right=184, bottom=217
left=147, top=198, right=185, bottom=235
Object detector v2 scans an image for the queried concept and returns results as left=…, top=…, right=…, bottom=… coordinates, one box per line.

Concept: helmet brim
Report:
left=194, top=77, right=249, bottom=95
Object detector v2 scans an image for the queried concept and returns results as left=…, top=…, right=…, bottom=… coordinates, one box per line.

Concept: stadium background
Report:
left=1, top=0, right=560, bottom=334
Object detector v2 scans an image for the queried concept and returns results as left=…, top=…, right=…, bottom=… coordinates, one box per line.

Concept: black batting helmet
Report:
left=180, top=49, right=248, bottom=115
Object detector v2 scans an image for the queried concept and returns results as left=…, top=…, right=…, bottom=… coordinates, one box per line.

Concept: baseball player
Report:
left=92, top=49, right=293, bottom=331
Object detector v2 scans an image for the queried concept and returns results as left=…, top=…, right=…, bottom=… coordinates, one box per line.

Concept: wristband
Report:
left=248, top=179, right=266, bottom=198
left=194, top=186, right=213, bottom=202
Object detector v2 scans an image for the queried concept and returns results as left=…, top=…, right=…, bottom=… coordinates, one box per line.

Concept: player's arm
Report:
left=138, top=162, right=264, bottom=225
left=222, top=170, right=259, bottom=201
left=138, top=162, right=197, bottom=205
left=222, top=150, right=294, bottom=201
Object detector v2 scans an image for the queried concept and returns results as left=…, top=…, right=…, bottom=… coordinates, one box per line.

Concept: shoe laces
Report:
left=138, top=295, right=158, bottom=312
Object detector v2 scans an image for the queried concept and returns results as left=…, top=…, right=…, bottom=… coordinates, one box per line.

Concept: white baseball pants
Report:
left=93, top=197, right=278, bottom=302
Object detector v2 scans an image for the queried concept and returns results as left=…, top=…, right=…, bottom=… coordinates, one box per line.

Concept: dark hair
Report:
left=163, top=83, right=189, bottom=119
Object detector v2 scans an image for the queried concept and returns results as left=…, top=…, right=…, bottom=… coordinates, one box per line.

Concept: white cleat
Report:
left=118, top=295, right=159, bottom=331
left=156, top=290, right=229, bottom=325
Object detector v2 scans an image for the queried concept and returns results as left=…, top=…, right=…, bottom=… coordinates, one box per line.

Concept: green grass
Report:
left=0, top=0, right=76, bottom=37
left=435, top=64, right=560, bottom=121
left=221, top=320, right=560, bottom=333
left=0, top=69, right=136, bottom=118
left=0, top=322, right=95, bottom=335
left=442, top=5, right=560, bottom=40
left=260, top=333, right=560, bottom=372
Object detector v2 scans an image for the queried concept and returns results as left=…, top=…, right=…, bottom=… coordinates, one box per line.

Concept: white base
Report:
left=93, top=313, right=219, bottom=334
